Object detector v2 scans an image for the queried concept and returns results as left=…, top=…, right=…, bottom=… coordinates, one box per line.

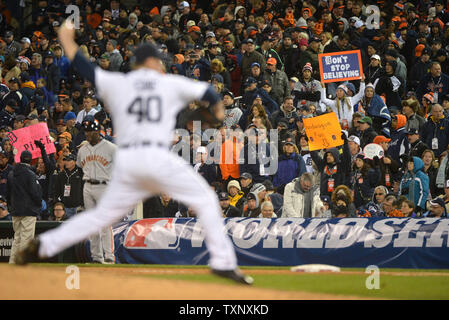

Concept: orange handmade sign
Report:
left=7, top=123, right=56, bottom=163
left=303, top=112, right=344, bottom=151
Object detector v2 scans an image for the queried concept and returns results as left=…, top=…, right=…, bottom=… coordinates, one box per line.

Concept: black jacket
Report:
left=0, top=110, right=14, bottom=128
left=378, top=153, right=401, bottom=190
left=409, top=59, right=431, bottom=91
left=360, top=127, right=378, bottom=149
left=142, top=196, right=179, bottom=218
left=6, top=163, right=42, bottom=217
left=44, top=62, right=61, bottom=95
left=408, top=139, right=428, bottom=159
left=196, top=163, right=220, bottom=185
left=224, top=205, right=242, bottom=218
left=351, top=166, right=381, bottom=209
left=53, top=166, right=84, bottom=208
left=311, top=143, right=351, bottom=198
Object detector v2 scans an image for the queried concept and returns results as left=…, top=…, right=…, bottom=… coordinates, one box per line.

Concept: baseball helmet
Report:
left=82, top=116, right=100, bottom=132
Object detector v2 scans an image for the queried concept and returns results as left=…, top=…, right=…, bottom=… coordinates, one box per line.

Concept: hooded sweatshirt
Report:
left=399, top=156, right=430, bottom=210
left=234, top=6, right=245, bottom=18
left=311, top=145, right=351, bottom=197
left=243, top=191, right=261, bottom=217
left=389, top=114, right=409, bottom=164
left=351, top=161, right=381, bottom=209
left=357, top=185, right=389, bottom=217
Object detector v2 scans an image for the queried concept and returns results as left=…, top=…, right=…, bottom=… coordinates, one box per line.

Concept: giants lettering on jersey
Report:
left=81, top=155, right=110, bottom=167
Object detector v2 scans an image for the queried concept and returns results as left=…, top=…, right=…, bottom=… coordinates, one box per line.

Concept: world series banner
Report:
left=112, top=217, right=449, bottom=269
left=318, top=50, right=363, bottom=83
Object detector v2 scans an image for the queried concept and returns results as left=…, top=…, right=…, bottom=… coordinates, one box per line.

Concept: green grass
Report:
left=138, top=270, right=449, bottom=300
left=32, top=264, right=449, bottom=299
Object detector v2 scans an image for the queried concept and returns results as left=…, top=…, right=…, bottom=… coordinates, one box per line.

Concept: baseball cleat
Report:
left=15, top=238, right=41, bottom=265
left=211, top=268, right=254, bottom=285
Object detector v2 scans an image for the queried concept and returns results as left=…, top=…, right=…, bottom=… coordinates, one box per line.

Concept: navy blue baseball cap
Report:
left=429, top=197, right=445, bottom=208
left=218, top=191, right=229, bottom=201
left=245, top=77, right=257, bottom=86
left=20, top=150, right=32, bottom=164
left=133, top=43, right=164, bottom=65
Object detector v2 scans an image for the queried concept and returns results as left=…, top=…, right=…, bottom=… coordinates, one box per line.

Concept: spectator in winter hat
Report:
left=227, top=180, right=246, bottom=212
left=105, top=39, right=123, bottom=71
left=423, top=197, right=447, bottom=218
left=243, top=192, right=261, bottom=218
left=320, top=75, right=366, bottom=129
left=63, top=111, right=78, bottom=139
left=399, top=156, right=429, bottom=212
left=357, top=185, right=389, bottom=217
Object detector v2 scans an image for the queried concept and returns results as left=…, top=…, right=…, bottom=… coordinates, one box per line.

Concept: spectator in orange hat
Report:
left=421, top=92, right=434, bottom=117
left=372, top=135, right=401, bottom=190
left=263, top=57, right=289, bottom=105
left=58, top=131, right=72, bottom=149
left=256, top=35, right=284, bottom=70
left=388, top=114, right=409, bottom=164
left=174, top=54, right=185, bottom=65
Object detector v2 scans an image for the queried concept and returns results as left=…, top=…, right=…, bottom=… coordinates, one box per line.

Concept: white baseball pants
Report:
left=83, top=183, right=115, bottom=263
left=39, top=146, right=238, bottom=270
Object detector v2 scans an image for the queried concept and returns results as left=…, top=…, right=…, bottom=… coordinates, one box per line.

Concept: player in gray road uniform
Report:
left=77, top=116, right=117, bottom=264
left=16, top=21, right=253, bottom=285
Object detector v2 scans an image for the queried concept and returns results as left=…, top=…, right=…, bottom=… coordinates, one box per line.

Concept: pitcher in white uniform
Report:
left=16, top=21, right=253, bottom=285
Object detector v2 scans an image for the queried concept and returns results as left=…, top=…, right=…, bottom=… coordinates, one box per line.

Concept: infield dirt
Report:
left=1, top=264, right=371, bottom=300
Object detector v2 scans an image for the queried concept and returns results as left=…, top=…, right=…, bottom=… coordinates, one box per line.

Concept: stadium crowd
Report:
left=0, top=0, right=448, bottom=223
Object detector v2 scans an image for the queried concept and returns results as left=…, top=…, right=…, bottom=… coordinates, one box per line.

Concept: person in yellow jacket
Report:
left=227, top=180, right=246, bottom=212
